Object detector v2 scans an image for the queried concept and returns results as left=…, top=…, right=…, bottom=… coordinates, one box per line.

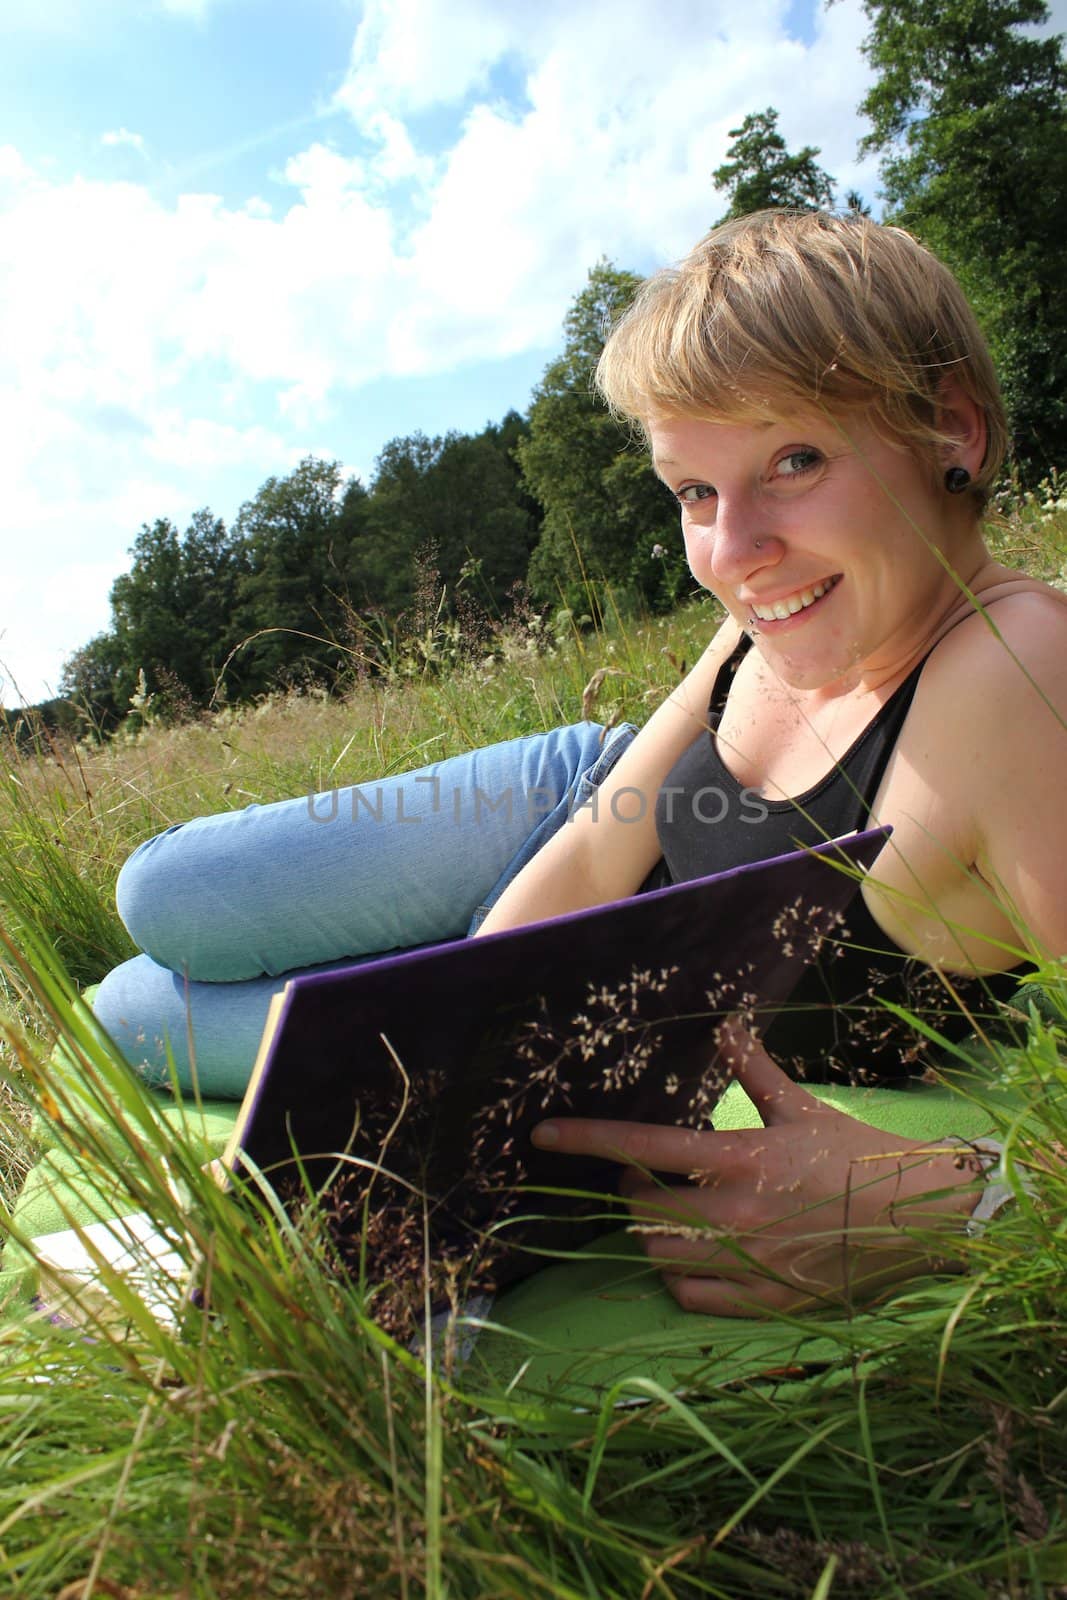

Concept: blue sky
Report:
left=1, top=0, right=1062, bottom=707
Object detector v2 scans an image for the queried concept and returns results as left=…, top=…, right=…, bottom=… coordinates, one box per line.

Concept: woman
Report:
left=95, top=210, right=1067, bottom=1315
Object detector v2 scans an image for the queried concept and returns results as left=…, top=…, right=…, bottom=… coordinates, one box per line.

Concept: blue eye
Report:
left=777, top=449, right=821, bottom=478
left=676, top=483, right=715, bottom=504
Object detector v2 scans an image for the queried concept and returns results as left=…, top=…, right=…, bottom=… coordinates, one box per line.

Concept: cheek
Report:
left=683, top=525, right=735, bottom=610
left=682, top=522, right=715, bottom=586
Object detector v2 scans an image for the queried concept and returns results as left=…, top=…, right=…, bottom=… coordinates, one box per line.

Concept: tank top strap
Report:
left=708, top=632, right=753, bottom=725
left=848, top=658, right=926, bottom=811
left=705, top=632, right=928, bottom=812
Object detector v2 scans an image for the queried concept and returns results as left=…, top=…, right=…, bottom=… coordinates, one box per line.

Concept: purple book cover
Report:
left=229, top=827, right=887, bottom=1288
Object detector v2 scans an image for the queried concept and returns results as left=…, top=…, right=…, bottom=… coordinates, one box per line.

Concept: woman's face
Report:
left=647, top=408, right=984, bottom=692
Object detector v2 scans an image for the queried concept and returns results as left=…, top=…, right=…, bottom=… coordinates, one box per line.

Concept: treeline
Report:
left=35, top=258, right=693, bottom=736
left=46, top=260, right=687, bottom=736
left=10, top=0, right=1067, bottom=740
left=57, top=414, right=556, bottom=727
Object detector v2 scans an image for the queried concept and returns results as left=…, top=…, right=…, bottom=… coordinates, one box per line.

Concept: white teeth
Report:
left=750, top=578, right=835, bottom=623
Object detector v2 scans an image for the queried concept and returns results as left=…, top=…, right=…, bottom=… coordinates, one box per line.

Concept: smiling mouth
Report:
left=749, top=574, right=841, bottom=623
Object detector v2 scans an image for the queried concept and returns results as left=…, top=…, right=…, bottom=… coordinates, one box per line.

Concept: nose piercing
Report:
left=754, top=539, right=763, bottom=550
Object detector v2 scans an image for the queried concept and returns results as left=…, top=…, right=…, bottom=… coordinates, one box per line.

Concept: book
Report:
left=222, top=828, right=888, bottom=1296
left=32, top=1212, right=187, bottom=1332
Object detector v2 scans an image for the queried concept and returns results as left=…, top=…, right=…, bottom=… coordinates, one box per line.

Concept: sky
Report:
left=2, top=0, right=1065, bottom=708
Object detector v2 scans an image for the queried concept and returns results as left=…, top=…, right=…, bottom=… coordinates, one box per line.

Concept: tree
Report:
left=107, top=518, right=186, bottom=709
left=58, top=632, right=129, bottom=733
left=59, top=509, right=249, bottom=727
left=232, top=457, right=358, bottom=694
left=353, top=420, right=539, bottom=619
left=520, top=262, right=685, bottom=616
left=108, top=512, right=248, bottom=711
left=712, top=108, right=836, bottom=222
left=857, top=0, right=1067, bottom=476
left=179, top=507, right=248, bottom=699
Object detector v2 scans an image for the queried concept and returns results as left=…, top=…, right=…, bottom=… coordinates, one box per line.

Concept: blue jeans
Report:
left=92, top=722, right=637, bottom=1098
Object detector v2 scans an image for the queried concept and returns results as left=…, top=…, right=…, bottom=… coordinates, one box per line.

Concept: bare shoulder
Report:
left=919, top=580, right=1067, bottom=956
left=925, top=580, right=1067, bottom=709
left=902, top=578, right=1067, bottom=818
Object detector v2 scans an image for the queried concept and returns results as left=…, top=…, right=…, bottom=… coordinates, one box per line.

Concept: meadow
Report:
left=0, top=491, right=1065, bottom=1599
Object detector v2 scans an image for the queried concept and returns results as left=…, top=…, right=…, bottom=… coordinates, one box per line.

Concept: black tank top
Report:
left=653, top=637, right=1022, bottom=1084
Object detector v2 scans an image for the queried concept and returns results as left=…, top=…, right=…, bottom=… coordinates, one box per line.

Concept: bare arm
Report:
left=968, top=593, right=1067, bottom=958
left=476, top=612, right=743, bottom=935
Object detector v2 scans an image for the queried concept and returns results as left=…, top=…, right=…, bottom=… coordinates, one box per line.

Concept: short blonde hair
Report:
left=596, top=210, right=1008, bottom=505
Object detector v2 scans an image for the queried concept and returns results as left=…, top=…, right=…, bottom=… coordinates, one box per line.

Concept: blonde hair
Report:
left=596, top=210, right=1008, bottom=506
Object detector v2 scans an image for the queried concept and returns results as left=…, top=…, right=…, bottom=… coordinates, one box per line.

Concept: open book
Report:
left=223, top=829, right=888, bottom=1294
left=32, top=1212, right=187, bottom=1332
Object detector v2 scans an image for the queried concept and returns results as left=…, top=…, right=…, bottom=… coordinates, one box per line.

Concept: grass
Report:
left=0, top=551, right=1065, bottom=1598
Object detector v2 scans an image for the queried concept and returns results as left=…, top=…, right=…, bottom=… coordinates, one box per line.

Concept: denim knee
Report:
left=112, top=723, right=622, bottom=983
left=115, top=824, right=192, bottom=965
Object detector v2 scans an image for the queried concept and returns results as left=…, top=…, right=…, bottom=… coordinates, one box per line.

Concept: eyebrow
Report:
left=656, top=417, right=780, bottom=461
left=654, top=419, right=787, bottom=476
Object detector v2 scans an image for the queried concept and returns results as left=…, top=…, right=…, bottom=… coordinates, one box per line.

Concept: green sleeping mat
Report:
left=1, top=1050, right=1023, bottom=1401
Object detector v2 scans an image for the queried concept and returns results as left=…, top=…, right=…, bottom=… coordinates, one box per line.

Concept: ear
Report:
left=936, top=377, right=987, bottom=478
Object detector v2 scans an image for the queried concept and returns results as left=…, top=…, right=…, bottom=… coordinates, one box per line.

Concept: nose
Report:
left=706, top=494, right=780, bottom=587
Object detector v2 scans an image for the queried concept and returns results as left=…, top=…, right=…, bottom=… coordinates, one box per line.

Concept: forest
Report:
left=12, top=0, right=1067, bottom=740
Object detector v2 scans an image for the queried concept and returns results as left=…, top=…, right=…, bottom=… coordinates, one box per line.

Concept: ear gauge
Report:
left=945, top=466, right=972, bottom=494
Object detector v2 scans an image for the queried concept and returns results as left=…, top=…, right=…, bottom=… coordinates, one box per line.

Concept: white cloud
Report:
left=0, top=560, right=118, bottom=703
left=338, top=0, right=519, bottom=118
left=0, top=0, right=916, bottom=700
left=0, top=145, right=37, bottom=185
left=102, top=127, right=147, bottom=153
left=345, top=0, right=882, bottom=365
left=143, top=414, right=288, bottom=470
left=0, top=2, right=888, bottom=439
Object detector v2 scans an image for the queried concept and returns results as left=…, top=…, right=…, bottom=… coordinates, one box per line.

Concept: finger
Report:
left=619, top=1178, right=721, bottom=1229
left=530, top=1117, right=715, bottom=1176
left=662, top=1271, right=812, bottom=1318
left=617, top=1177, right=756, bottom=1277
left=716, top=1015, right=820, bottom=1125
left=637, top=1227, right=749, bottom=1277
left=619, top=1172, right=743, bottom=1222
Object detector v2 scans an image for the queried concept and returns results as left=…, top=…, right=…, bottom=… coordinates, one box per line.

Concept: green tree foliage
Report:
left=351, top=417, right=537, bottom=620
left=56, top=419, right=543, bottom=730
left=58, top=634, right=126, bottom=731
left=857, top=0, right=1067, bottom=476
left=712, top=108, right=837, bottom=222
left=178, top=508, right=250, bottom=694
left=231, top=457, right=362, bottom=695
left=115, top=510, right=247, bottom=708
left=1, top=698, right=81, bottom=748
left=61, top=513, right=248, bottom=729
left=108, top=520, right=186, bottom=714
left=521, top=262, right=685, bottom=617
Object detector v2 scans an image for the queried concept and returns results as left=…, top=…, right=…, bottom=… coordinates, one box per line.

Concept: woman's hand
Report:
left=531, top=1019, right=982, bottom=1316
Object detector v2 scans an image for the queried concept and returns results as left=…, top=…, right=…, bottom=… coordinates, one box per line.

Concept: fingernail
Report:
left=531, top=1121, right=559, bottom=1147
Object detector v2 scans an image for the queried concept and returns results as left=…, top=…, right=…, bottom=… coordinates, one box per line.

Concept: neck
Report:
left=796, top=538, right=996, bottom=705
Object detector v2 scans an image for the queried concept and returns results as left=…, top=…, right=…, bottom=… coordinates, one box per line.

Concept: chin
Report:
left=754, top=637, right=861, bottom=691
